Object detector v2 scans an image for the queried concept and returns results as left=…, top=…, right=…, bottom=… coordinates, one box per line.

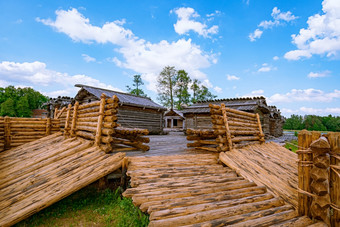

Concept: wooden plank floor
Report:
left=123, top=153, right=322, bottom=227
left=219, top=142, right=299, bottom=209
left=0, top=132, right=125, bottom=227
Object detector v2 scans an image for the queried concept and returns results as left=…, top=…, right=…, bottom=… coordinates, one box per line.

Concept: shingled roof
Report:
left=181, top=97, right=270, bottom=114
left=75, top=84, right=166, bottom=110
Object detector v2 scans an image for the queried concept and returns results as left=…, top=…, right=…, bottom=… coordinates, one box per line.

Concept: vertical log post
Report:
left=310, top=137, right=331, bottom=225
left=64, top=104, right=72, bottom=137
left=45, top=118, right=51, bottom=135
left=297, top=130, right=320, bottom=216
left=4, top=116, right=11, bottom=150
left=256, top=113, right=265, bottom=144
left=221, top=104, right=232, bottom=151
left=70, top=101, right=79, bottom=137
left=121, top=157, right=128, bottom=190
left=95, top=94, right=106, bottom=147
left=54, top=107, right=58, bottom=119
left=326, top=132, right=340, bottom=226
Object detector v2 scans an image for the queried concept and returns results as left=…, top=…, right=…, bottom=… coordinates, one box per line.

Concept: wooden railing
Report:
left=0, top=117, right=60, bottom=152
left=187, top=103, right=265, bottom=152
left=297, top=130, right=340, bottom=226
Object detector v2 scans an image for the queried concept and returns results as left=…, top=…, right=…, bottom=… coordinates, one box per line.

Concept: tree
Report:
left=126, top=75, right=147, bottom=97
left=190, top=79, right=216, bottom=103
left=0, top=98, right=16, bottom=116
left=190, top=79, right=200, bottom=103
left=174, top=70, right=191, bottom=110
left=157, top=66, right=177, bottom=109
left=283, top=114, right=304, bottom=130
left=16, top=96, right=31, bottom=117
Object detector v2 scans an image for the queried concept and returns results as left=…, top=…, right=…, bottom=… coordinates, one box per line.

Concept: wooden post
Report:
left=64, top=104, right=72, bottom=137
left=95, top=94, right=106, bottom=146
left=310, top=137, right=331, bottom=225
left=54, top=107, right=58, bottom=119
left=121, top=157, right=128, bottom=190
left=45, top=118, right=51, bottom=135
left=297, top=130, right=320, bottom=216
left=326, top=132, right=340, bottom=227
left=4, top=116, right=11, bottom=150
left=221, top=104, right=232, bottom=151
left=256, top=113, right=265, bottom=144
left=70, top=102, right=79, bottom=137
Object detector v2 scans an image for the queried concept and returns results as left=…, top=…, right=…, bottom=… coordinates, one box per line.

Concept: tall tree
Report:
left=174, top=70, right=191, bottom=110
left=16, top=96, right=31, bottom=117
left=157, top=66, right=176, bottom=109
left=190, top=79, right=216, bottom=103
left=190, top=79, right=200, bottom=103
left=0, top=98, right=16, bottom=116
left=126, top=75, right=147, bottom=97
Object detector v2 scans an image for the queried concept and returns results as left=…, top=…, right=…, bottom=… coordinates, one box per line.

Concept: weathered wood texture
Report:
left=0, top=116, right=60, bottom=152
left=186, top=103, right=265, bottom=152
left=56, top=94, right=150, bottom=153
left=0, top=132, right=126, bottom=227
left=123, top=153, right=316, bottom=226
left=219, top=142, right=298, bottom=209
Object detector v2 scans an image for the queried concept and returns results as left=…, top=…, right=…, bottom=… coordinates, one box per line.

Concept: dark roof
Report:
left=181, top=97, right=270, bottom=114
left=164, top=109, right=184, bottom=118
left=75, top=84, right=166, bottom=110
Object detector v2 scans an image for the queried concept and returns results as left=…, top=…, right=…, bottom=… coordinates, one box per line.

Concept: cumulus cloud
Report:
left=172, top=7, right=219, bottom=38
left=268, top=88, right=340, bottom=103
left=308, top=70, right=331, bottom=78
left=258, top=63, right=276, bottom=72
left=82, top=54, right=96, bottom=62
left=0, top=61, right=122, bottom=97
left=214, top=86, right=222, bottom=93
left=226, top=74, right=240, bottom=80
left=249, top=7, right=297, bottom=41
left=242, top=89, right=264, bottom=97
left=285, top=0, right=340, bottom=60
left=38, top=8, right=217, bottom=92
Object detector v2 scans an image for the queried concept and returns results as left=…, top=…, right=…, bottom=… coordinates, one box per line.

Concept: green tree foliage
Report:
left=157, top=66, right=177, bottom=109
left=0, top=85, right=48, bottom=117
left=190, top=79, right=216, bottom=103
left=190, top=79, right=200, bottom=104
left=174, top=70, right=191, bottom=110
left=283, top=114, right=340, bottom=132
left=126, top=75, right=147, bottom=97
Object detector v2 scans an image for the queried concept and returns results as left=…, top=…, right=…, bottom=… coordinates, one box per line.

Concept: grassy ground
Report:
left=14, top=186, right=149, bottom=227
left=284, top=140, right=298, bottom=153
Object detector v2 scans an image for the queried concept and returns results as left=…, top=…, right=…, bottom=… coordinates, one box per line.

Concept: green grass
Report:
left=14, top=186, right=149, bottom=227
left=285, top=140, right=298, bottom=153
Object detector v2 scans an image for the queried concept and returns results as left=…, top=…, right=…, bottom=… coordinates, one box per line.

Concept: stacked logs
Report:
left=58, top=94, right=150, bottom=153
left=187, top=103, right=265, bottom=152
left=0, top=116, right=60, bottom=152
left=111, top=127, right=150, bottom=152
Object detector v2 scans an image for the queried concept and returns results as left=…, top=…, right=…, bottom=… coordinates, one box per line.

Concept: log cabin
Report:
left=74, top=84, right=167, bottom=134
left=164, top=109, right=185, bottom=130
left=181, top=97, right=284, bottom=137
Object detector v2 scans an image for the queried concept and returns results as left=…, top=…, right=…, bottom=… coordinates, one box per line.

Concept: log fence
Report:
left=297, top=131, right=340, bottom=226
left=0, top=116, right=60, bottom=152
left=56, top=94, right=150, bottom=153
left=187, top=103, right=265, bottom=152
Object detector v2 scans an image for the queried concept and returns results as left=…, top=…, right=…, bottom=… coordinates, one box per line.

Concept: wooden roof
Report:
left=75, top=84, right=166, bottom=111
left=181, top=97, right=270, bottom=114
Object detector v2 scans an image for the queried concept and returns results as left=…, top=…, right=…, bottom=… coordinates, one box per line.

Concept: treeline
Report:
left=0, top=86, right=48, bottom=117
left=283, top=114, right=340, bottom=132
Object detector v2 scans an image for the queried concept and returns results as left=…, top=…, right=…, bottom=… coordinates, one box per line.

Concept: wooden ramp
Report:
left=123, top=154, right=318, bottom=227
left=220, top=142, right=298, bottom=209
left=0, top=132, right=125, bottom=227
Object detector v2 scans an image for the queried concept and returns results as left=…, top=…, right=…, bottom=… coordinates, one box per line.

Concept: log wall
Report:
left=297, top=131, right=340, bottom=226
left=0, top=116, right=60, bottom=152
left=187, top=104, right=265, bottom=152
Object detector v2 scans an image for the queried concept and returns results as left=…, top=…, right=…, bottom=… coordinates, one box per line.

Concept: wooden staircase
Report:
left=123, top=154, right=323, bottom=227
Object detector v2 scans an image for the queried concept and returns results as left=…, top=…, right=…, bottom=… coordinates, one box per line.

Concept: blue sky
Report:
left=0, top=0, right=339, bottom=117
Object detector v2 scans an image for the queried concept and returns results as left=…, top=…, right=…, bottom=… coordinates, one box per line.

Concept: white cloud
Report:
left=285, top=0, right=340, bottom=60
left=268, top=88, right=340, bottom=103
left=82, top=54, right=96, bottom=62
left=0, top=61, right=122, bottom=97
left=282, top=107, right=340, bottom=116
left=226, top=74, right=240, bottom=80
left=249, top=7, right=297, bottom=41
left=273, top=56, right=279, bottom=60
left=243, top=89, right=265, bottom=97
left=214, top=86, right=222, bottom=93
left=172, top=7, right=219, bottom=38
left=249, top=29, right=263, bottom=42
left=38, top=8, right=217, bottom=92
left=258, top=63, right=276, bottom=72
left=308, top=70, right=331, bottom=78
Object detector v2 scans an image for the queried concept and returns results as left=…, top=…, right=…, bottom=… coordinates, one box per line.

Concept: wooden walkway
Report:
left=0, top=132, right=125, bottom=227
left=123, top=153, right=320, bottom=227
